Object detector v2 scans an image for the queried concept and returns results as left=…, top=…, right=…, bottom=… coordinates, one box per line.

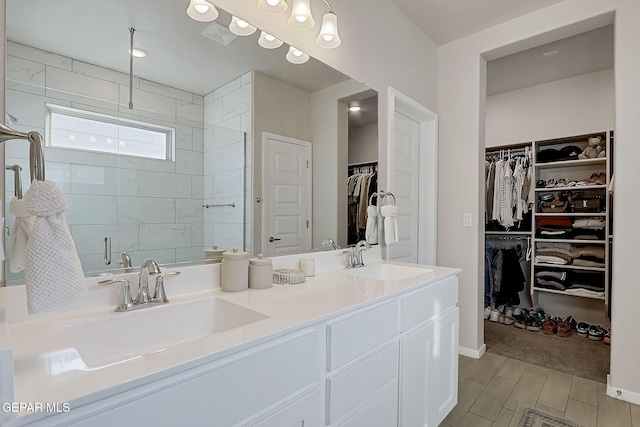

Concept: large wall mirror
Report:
left=4, top=0, right=378, bottom=283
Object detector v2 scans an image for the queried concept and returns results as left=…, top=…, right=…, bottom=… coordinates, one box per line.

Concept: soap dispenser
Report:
left=221, top=248, right=249, bottom=292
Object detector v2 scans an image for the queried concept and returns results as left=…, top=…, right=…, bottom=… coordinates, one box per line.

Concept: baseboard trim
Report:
left=459, top=343, right=486, bottom=359
left=607, top=374, right=640, bottom=405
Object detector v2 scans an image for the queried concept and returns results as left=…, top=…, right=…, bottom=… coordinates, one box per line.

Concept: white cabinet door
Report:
left=247, top=388, right=321, bottom=427
left=398, top=307, right=459, bottom=427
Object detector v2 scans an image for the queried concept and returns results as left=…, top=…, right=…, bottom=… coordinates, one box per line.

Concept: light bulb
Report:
left=286, top=46, right=309, bottom=64
left=349, top=105, right=361, bottom=112
left=129, top=48, right=147, bottom=58
left=258, top=31, right=283, bottom=49
left=316, top=12, right=341, bottom=48
left=258, top=0, right=288, bottom=14
left=229, top=16, right=257, bottom=36
left=187, top=0, right=219, bottom=22
left=288, top=0, right=315, bottom=30
left=237, top=20, right=249, bottom=28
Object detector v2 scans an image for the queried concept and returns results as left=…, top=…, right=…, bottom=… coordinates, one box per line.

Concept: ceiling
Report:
left=392, top=0, right=565, bottom=46
left=6, top=0, right=351, bottom=96
left=348, top=95, right=378, bottom=128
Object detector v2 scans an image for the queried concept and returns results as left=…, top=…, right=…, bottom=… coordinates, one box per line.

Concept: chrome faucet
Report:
left=322, top=238, right=339, bottom=250
left=343, top=240, right=371, bottom=269
left=116, top=252, right=133, bottom=272
left=99, top=259, right=179, bottom=312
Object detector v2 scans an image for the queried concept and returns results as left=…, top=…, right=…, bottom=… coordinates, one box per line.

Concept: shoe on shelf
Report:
left=556, top=321, right=572, bottom=337
left=489, top=309, right=500, bottom=322
left=588, top=324, right=605, bottom=341
left=604, top=328, right=611, bottom=345
left=542, top=319, right=556, bottom=335
left=526, top=318, right=543, bottom=332
left=577, top=322, right=590, bottom=338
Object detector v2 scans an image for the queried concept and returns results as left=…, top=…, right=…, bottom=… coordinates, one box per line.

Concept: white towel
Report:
left=9, top=197, right=34, bottom=273
left=365, top=206, right=378, bottom=244
left=23, top=181, right=85, bottom=314
left=380, top=205, right=399, bottom=245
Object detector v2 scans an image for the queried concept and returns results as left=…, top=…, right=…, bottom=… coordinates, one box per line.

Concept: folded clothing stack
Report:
left=571, top=245, right=605, bottom=268
left=535, top=242, right=605, bottom=268
left=535, top=269, right=605, bottom=293
left=536, top=216, right=606, bottom=240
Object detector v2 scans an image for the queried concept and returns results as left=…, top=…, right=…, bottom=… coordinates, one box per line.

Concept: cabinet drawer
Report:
left=326, top=300, right=398, bottom=371
left=326, top=342, right=398, bottom=425
left=399, top=276, right=458, bottom=332
left=332, top=381, right=398, bottom=427
left=247, top=388, right=321, bottom=427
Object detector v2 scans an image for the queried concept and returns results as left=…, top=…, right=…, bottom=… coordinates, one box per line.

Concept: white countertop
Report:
left=0, top=248, right=460, bottom=425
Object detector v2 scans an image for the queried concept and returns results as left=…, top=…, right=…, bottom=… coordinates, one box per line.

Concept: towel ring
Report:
left=368, top=192, right=378, bottom=206
left=379, top=190, right=396, bottom=206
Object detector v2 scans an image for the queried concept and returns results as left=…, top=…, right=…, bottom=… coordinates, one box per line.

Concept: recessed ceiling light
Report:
left=129, top=48, right=147, bottom=58
left=349, top=105, right=361, bottom=112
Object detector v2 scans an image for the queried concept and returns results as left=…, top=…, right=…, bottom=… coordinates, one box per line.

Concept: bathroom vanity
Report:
left=0, top=248, right=460, bottom=426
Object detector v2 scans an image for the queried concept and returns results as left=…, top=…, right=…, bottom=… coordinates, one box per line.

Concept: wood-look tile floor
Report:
left=441, top=353, right=640, bottom=427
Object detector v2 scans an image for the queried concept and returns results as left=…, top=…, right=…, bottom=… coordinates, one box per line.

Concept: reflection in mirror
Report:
left=4, top=0, right=377, bottom=283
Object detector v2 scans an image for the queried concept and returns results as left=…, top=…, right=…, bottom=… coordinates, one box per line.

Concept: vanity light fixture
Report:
left=316, top=10, right=341, bottom=48
left=186, top=0, right=219, bottom=22
left=288, top=0, right=315, bottom=30
left=229, top=16, right=257, bottom=36
left=286, top=46, right=310, bottom=64
left=129, top=48, right=147, bottom=58
left=258, top=31, right=284, bottom=49
left=258, top=0, right=288, bottom=14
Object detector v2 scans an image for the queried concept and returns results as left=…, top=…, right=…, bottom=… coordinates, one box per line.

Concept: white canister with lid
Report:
left=221, top=248, right=249, bottom=292
left=204, top=245, right=225, bottom=262
left=299, top=257, right=315, bottom=277
left=249, top=254, right=273, bottom=289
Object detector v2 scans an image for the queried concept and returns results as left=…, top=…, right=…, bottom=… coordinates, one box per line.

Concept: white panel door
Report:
left=264, top=135, right=311, bottom=255
left=392, top=111, right=420, bottom=262
left=398, top=307, right=459, bottom=427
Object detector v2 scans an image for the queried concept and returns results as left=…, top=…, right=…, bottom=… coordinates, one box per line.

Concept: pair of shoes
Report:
left=588, top=324, right=606, bottom=341
left=556, top=321, right=572, bottom=337
left=526, top=318, right=542, bottom=332
left=604, top=328, right=611, bottom=345
left=577, top=322, right=590, bottom=338
left=563, top=316, right=577, bottom=330
left=484, top=306, right=492, bottom=320
left=512, top=307, right=522, bottom=317
left=489, top=309, right=501, bottom=322
left=514, top=314, right=528, bottom=329
left=542, top=319, right=556, bottom=335
left=502, top=307, right=515, bottom=325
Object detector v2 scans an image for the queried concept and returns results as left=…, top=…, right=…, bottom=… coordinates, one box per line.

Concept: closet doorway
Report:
left=482, top=23, right=614, bottom=382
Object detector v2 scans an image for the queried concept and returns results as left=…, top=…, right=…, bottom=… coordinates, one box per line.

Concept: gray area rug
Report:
left=484, top=320, right=609, bottom=383
left=519, top=407, right=579, bottom=427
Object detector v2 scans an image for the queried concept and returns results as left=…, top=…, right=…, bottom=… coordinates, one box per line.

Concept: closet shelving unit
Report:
left=531, top=131, right=613, bottom=303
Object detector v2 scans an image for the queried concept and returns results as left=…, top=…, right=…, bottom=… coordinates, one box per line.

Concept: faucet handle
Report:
left=99, top=278, right=134, bottom=312
left=152, top=271, right=180, bottom=303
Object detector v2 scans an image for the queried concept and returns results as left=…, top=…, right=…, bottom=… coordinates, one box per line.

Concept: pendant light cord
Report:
left=321, top=0, right=332, bottom=12
left=129, top=27, right=135, bottom=109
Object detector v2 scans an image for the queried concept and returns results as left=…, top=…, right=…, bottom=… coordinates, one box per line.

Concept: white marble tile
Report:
left=244, top=195, right=253, bottom=223
left=73, top=60, right=139, bottom=87
left=177, top=99, right=204, bottom=128
left=204, top=91, right=215, bottom=106
left=203, top=222, right=214, bottom=247
left=212, top=223, right=244, bottom=251
left=65, top=194, right=118, bottom=225
left=126, top=249, right=176, bottom=266
left=67, top=100, right=127, bottom=119
left=118, top=156, right=175, bottom=174
left=241, top=111, right=252, bottom=140
left=240, top=71, right=252, bottom=86
left=4, top=126, right=43, bottom=159
left=204, top=126, right=215, bottom=152
left=245, top=138, right=253, bottom=168
left=176, top=149, right=204, bottom=175
left=214, top=77, right=242, bottom=100
left=77, top=253, right=115, bottom=275
left=139, top=224, right=192, bottom=250
left=205, top=148, right=223, bottom=175
left=176, top=199, right=205, bottom=223
left=173, top=125, right=193, bottom=151
left=8, top=42, right=72, bottom=70
left=204, top=98, right=223, bottom=127
left=193, top=94, right=204, bottom=106
left=213, top=124, right=243, bottom=149
left=244, top=168, right=252, bottom=196
left=221, top=196, right=244, bottom=224
left=4, top=157, right=30, bottom=197
left=203, top=174, right=214, bottom=199
left=213, top=169, right=244, bottom=198
left=138, top=170, right=192, bottom=198
left=193, top=127, right=205, bottom=153
left=244, top=223, right=252, bottom=254
left=191, top=222, right=205, bottom=248
left=46, top=66, right=119, bottom=106
left=5, top=89, right=46, bottom=128
left=46, top=147, right=118, bottom=168
left=216, top=116, right=242, bottom=135
left=7, top=56, right=46, bottom=96
left=118, top=168, right=138, bottom=197
left=222, top=83, right=251, bottom=121
left=140, top=79, right=192, bottom=102
left=118, top=85, right=176, bottom=123
left=191, top=176, right=204, bottom=199
left=118, top=196, right=176, bottom=224
left=222, top=142, right=244, bottom=172
left=70, top=164, right=118, bottom=195
left=70, top=224, right=139, bottom=255
left=47, top=161, right=72, bottom=194
left=203, top=199, right=222, bottom=223
left=176, top=247, right=205, bottom=263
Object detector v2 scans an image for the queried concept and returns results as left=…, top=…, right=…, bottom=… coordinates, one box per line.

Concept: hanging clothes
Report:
left=347, top=163, right=378, bottom=245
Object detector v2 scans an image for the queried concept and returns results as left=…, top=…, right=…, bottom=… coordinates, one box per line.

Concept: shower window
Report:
left=46, top=104, right=175, bottom=161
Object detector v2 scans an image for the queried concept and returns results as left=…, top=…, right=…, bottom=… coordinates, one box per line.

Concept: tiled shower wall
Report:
left=4, top=41, right=213, bottom=278
left=203, top=72, right=252, bottom=253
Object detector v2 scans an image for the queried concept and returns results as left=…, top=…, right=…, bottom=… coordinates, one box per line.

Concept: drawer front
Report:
left=399, top=276, right=458, bottom=332
left=248, top=388, right=321, bottom=427
left=332, top=381, right=398, bottom=427
left=327, top=300, right=398, bottom=371
left=326, top=342, right=398, bottom=425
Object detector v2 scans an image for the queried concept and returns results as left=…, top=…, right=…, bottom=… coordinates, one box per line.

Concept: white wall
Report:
left=349, top=122, right=379, bottom=165
left=438, top=0, right=640, bottom=400
left=486, top=68, right=614, bottom=146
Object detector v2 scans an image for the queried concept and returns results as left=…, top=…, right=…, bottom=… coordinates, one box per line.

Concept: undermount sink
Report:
left=65, top=297, right=268, bottom=367
left=347, top=263, right=432, bottom=281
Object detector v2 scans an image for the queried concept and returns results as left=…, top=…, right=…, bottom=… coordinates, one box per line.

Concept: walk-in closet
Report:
left=482, top=24, right=614, bottom=381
